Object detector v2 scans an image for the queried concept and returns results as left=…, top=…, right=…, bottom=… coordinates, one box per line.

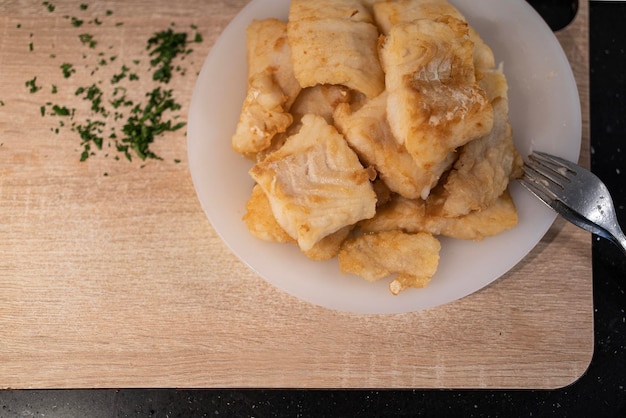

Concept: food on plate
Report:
left=287, top=0, right=385, bottom=98
left=232, top=19, right=301, bottom=155
left=380, top=16, right=494, bottom=173
left=249, top=114, right=377, bottom=252
left=338, top=230, right=441, bottom=295
left=232, top=0, right=523, bottom=294
left=334, top=92, right=455, bottom=200
left=358, top=190, right=519, bottom=241
left=243, top=184, right=295, bottom=243
left=426, top=69, right=524, bottom=217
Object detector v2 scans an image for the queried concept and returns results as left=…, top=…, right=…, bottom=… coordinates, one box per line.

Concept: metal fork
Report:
left=520, top=151, right=626, bottom=256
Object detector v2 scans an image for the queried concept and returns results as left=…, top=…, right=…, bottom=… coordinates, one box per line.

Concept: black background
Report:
left=1, top=1, right=624, bottom=416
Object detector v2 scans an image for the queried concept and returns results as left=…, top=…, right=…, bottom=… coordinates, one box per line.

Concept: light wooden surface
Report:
left=0, top=0, right=591, bottom=389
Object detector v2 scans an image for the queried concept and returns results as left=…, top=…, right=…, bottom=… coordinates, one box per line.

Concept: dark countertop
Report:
left=1, top=1, right=624, bottom=416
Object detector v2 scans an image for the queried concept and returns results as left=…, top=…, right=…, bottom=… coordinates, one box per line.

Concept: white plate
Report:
left=187, top=0, right=581, bottom=314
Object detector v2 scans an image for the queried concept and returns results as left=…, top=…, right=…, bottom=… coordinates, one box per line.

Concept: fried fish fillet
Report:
left=232, top=71, right=294, bottom=156
left=243, top=184, right=294, bottom=243
left=334, top=92, right=455, bottom=199
left=287, top=0, right=385, bottom=98
left=254, top=85, right=354, bottom=163
left=380, top=16, right=494, bottom=171
left=232, top=19, right=301, bottom=155
left=290, top=85, right=352, bottom=127
left=245, top=18, right=302, bottom=104
left=372, top=0, right=495, bottom=76
left=302, top=225, right=353, bottom=261
left=427, top=69, right=524, bottom=217
left=359, top=190, right=518, bottom=241
left=338, top=230, right=441, bottom=294
left=244, top=183, right=351, bottom=260
left=249, top=114, right=377, bottom=252
left=289, top=0, right=374, bottom=22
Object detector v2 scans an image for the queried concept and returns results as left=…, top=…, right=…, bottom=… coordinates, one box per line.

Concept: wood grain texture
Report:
left=0, top=0, right=592, bottom=389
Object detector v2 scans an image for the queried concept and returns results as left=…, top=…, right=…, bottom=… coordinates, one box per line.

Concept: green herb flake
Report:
left=111, top=65, right=130, bottom=84
left=117, top=87, right=185, bottom=161
left=60, top=62, right=76, bottom=78
left=78, top=33, right=97, bottom=48
left=106, top=10, right=113, bottom=16
left=40, top=105, right=46, bottom=116
left=29, top=42, right=34, bottom=52
left=43, top=1, right=55, bottom=12
left=51, top=85, right=58, bottom=94
left=71, top=17, right=84, bottom=27
left=52, top=104, right=71, bottom=116
left=25, top=77, right=42, bottom=93
left=146, top=28, right=192, bottom=84
left=80, top=3, right=88, bottom=10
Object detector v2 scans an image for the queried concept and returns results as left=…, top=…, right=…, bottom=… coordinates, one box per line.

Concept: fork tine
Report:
left=532, top=151, right=577, bottom=172
left=522, top=165, right=563, bottom=202
left=526, top=152, right=573, bottom=187
left=519, top=175, right=558, bottom=207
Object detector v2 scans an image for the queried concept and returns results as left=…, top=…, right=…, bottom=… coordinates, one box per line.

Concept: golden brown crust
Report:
left=287, top=0, right=385, bottom=98
left=338, top=230, right=440, bottom=294
left=249, top=114, right=377, bottom=252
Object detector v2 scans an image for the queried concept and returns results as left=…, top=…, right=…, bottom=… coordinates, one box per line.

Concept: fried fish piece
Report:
left=334, top=92, right=455, bottom=199
left=249, top=114, right=377, bottom=252
left=243, top=184, right=294, bottom=243
left=232, top=71, right=294, bottom=156
left=288, top=0, right=374, bottom=22
left=338, top=230, right=440, bottom=294
left=253, top=85, right=353, bottom=163
left=380, top=16, right=494, bottom=171
left=427, top=69, right=523, bottom=217
left=302, top=225, right=353, bottom=261
left=232, top=19, right=301, bottom=155
left=243, top=183, right=352, bottom=260
left=373, top=0, right=495, bottom=77
left=245, top=18, right=302, bottom=104
left=290, top=85, right=352, bottom=127
left=359, top=190, right=518, bottom=241
left=287, top=0, right=385, bottom=98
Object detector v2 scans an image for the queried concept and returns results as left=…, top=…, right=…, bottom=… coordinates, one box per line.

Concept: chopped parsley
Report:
left=52, top=104, right=72, bottom=116
left=42, top=1, right=55, bottom=12
left=111, top=65, right=130, bottom=84
left=71, top=17, right=84, bottom=27
left=61, top=63, right=76, bottom=78
left=25, top=77, right=42, bottom=93
left=118, top=87, right=186, bottom=161
left=147, top=28, right=198, bottom=84
left=78, top=33, right=97, bottom=48
left=27, top=4, right=202, bottom=164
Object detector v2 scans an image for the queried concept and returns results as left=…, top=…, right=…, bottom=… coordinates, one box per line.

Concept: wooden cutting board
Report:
left=0, top=0, right=591, bottom=389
